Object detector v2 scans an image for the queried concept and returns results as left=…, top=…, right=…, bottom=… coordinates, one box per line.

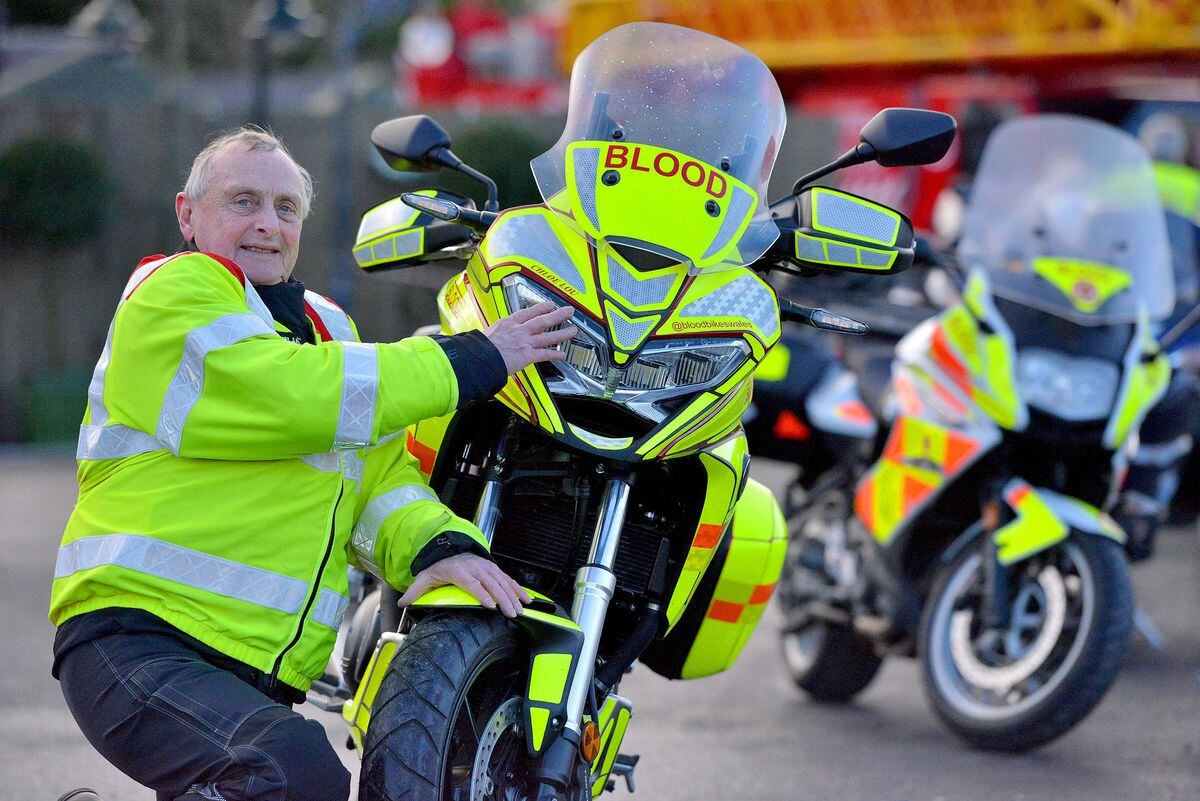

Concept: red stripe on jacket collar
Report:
left=126, top=252, right=251, bottom=303
left=201, top=252, right=247, bottom=284
left=305, top=302, right=334, bottom=342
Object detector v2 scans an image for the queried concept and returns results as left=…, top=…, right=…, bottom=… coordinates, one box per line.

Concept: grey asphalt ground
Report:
left=3, top=454, right=1198, bottom=800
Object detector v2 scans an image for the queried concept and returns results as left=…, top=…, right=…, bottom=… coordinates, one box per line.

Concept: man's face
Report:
left=176, top=146, right=305, bottom=285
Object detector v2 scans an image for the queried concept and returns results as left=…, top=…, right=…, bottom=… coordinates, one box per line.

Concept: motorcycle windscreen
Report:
left=957, top=114, right=1173, bottom=325
left=531, top=22, right=785, bottom=273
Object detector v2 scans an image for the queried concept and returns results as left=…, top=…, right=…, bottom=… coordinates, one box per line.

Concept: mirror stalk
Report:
left=431, top=148, right=500, bottom=212
left=791, top=143, right=875, bottom=195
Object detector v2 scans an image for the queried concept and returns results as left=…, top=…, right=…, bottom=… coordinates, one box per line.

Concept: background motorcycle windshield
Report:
left=957, top=114, right=1173, bottom=325
left=531, top=21, right=786, bottom=274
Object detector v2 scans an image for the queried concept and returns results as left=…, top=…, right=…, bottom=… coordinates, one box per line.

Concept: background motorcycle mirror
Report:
left=371, top=115, right=455, bottom=173
left=769, top=187, right=915, bottom=276
left=859, top=108, right=958, bottom=167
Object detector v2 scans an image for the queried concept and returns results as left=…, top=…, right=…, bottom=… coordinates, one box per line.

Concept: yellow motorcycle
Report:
left=312, top=23, right=954, bottom=800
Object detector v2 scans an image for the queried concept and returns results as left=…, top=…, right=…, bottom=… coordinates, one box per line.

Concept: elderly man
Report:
left=50, top=127, right=573, bottom=801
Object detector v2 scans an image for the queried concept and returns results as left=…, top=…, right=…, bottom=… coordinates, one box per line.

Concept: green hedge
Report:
left=0, top=136, right=112, bottom=248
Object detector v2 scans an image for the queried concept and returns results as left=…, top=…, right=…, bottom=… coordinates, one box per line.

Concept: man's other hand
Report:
left=484, top=302, right=576, bottom=375
left=398, top=553, right=532, bottom=618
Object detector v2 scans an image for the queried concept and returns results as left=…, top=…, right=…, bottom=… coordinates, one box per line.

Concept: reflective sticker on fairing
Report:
left=679, top=274, right=778, bottom=338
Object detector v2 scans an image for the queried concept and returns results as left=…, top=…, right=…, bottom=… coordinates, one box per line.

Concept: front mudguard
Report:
left=992, top=479, right=1125, bottom=565
left=406, top=585, right=585, bottom=758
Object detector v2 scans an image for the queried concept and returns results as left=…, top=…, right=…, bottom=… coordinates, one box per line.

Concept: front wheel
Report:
left=361, top=612, right=574, bottom=801
left=919, top=535, right=1132, bottom=751
left=780, top=623, right=883, bottom=702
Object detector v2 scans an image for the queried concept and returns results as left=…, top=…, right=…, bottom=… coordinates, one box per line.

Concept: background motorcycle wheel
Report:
left=780, top=622, right=883, bottom=702
left=361, top=612, right=573, bottom=801
left=918, top=535, right=1132, bottom=752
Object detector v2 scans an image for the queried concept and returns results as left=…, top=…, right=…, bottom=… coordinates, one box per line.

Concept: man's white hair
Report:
left=183, top=126, right=315, bottom=218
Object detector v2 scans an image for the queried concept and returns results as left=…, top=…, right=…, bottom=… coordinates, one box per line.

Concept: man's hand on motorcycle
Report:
left=398, top=553, right=533, bottom=618
left=484, top=302, right=576, bottom=374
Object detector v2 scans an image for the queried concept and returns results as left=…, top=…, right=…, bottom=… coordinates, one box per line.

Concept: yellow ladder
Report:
left=564, top=0, right=1200, bottom=70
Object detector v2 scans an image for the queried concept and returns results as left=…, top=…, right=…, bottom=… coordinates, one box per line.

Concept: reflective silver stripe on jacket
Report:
left=351, top=485, right=439, bottom=575
left=304, top=291, right=355, bottom=342
left=310, top=588, right=351, bottom=630
left=242, top=280, right=275, bottom=329
left=77, top=423, right=160, bottom=461
left=299, top=451, right=364, bottom=483
left=54, top=533, right=350, bottom=629
left=156, top=313, right=276, bottom=454
left=334, top=342, right=378, bottom=449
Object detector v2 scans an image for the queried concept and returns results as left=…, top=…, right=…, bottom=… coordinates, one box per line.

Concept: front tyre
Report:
left=361, top=612, right=552, bottom=801
left=776, top=487, right=883, bottom=703
left=780, top=622, right=882, bottom=702
left=919, top=535, right=1132, bottom=751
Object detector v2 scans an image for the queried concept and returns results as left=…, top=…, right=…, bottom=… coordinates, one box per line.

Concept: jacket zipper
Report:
left=269, top=478, right=344, bottom=688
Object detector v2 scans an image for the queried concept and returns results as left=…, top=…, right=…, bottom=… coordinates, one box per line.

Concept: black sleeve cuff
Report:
left=431, top=330, right=508, bottom=409
left=410, top=530, right=494, bottom=577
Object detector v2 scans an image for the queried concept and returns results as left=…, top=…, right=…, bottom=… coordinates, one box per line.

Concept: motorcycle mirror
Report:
left=790, top=109, right=957, bottom=194
left=371, top=115, right=455, bottom=173
left=374, top=115, right=501, bottom=212
left=859, top=108, right=958, bottom=167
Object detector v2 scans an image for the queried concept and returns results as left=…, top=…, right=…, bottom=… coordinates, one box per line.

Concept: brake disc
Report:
left=471, top=697, right=524, bottom=801
left=949, top=566, right=1068, bottom=693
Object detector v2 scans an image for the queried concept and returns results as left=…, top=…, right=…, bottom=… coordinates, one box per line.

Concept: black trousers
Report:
left=57, top=631, right=351, bottom=801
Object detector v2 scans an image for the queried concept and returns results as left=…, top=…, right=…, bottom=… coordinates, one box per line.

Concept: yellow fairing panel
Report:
left=453, top=204, right=774, bottom=462
left=855, top=415, right=1000, bottom=544
left=1104, top=313, right=1170, bottom=449
left=563, top=141, right=759, bottom=270
left=479, top=206, right=600, bottom=312
left=936, top=275, right=1025, bottom=430
left=438, top=272, right=486, bottom=336
left=660, top=268, right=780, bottom=348
left=664, top=433, right=748, bottom=629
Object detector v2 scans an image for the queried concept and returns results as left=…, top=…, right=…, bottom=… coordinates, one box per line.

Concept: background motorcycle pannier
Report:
left=742, top=328, right=838, bottom=462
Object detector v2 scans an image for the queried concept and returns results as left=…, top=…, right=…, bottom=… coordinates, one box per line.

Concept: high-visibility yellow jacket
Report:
left=49, top=251, right=488, bottom=691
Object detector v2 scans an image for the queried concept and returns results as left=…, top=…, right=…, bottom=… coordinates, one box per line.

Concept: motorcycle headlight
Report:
left=620, top=340, right=748, bottom=393
left=501, top=276, right=750, bottom=421
left=502, top=276, right=607, bottom=383
left=1017, top=348, right=1120, bottom=422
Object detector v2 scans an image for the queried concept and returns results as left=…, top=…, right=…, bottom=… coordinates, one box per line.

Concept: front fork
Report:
left=564, top=473, right=631, bottom=732
left=536, top=471, right=633, bottom=792
left=979, top=486, right=1012, bottom=630
left=471, top=442, right=634, bottom=792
